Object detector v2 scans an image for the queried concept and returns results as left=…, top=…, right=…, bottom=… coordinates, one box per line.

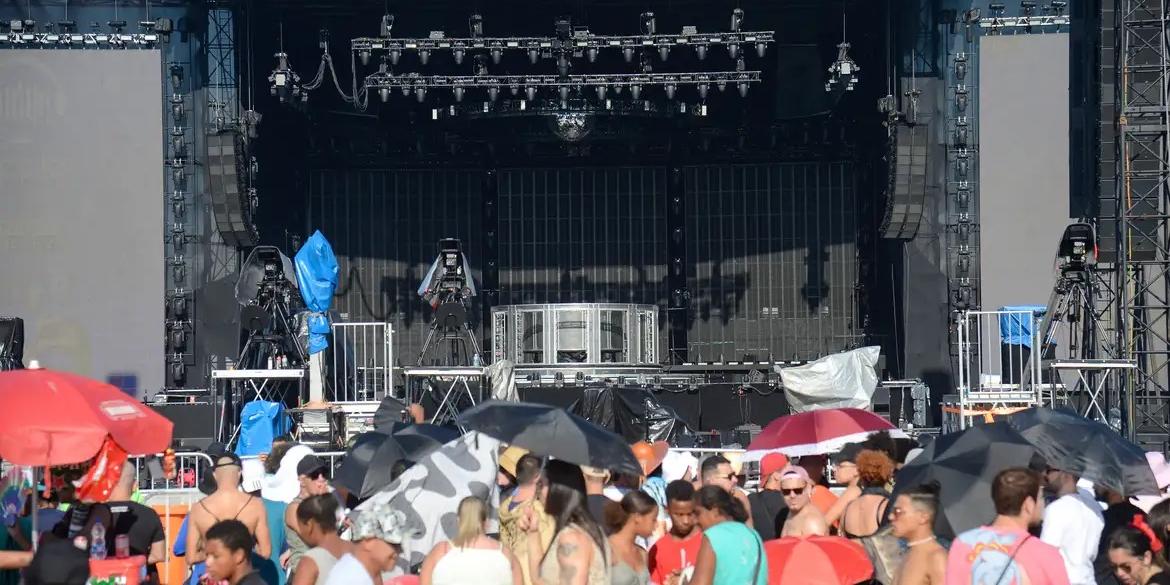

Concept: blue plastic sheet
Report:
left=235, top=400, right=292, bottom=457
left=998, top=305, right=1047, bottom=347
left=294, top=231, right=339, bottom=355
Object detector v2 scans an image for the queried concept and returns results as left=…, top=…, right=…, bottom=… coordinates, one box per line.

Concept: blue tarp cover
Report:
left=294, top=231, right=339, bottom=355
left=236, top=400, right=292, bottom=456
left=998, top=305, right=1047, bottom=347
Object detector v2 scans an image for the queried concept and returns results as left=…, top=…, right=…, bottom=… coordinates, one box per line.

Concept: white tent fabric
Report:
left=780, top=346, right=881, bottom=413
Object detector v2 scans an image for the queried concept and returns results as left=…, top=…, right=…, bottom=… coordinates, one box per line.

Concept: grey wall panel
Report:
left=684, top=162, right=859, bottom=361
left=496, top=168, right=668, bottom=308
left=308, top=169, right=482, bottom=364
left=0, top=51, right=164, bottom=395
left=978, top=34, right=1071, bottom=310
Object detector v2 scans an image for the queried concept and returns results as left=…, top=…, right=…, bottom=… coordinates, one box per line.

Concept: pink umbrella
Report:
left=746, top=407, right=905, bottom=459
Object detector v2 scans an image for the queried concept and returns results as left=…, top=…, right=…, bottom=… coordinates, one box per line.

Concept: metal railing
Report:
left=955, top=309, right=1044, bottom=429
left=330, top=322, right=395, bottom=402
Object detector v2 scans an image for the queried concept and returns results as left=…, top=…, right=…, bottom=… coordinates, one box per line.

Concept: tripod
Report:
left=414, top=291, right=483, bottom=427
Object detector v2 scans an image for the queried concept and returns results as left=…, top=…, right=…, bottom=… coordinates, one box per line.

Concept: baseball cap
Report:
left=297, top=454, right=327, bottom=477
left=760, top=453, right=790, bottom=481
left=213, top=452, right=243, bottom=470
left=779, top=465, right=812, bottom=485
left=349, top=502, right=409, bottom=544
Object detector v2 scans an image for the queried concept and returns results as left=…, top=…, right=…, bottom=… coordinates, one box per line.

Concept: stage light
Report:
left=717, top=81, right=727, bottom=92
left=989, top=3, right=1006, bottom=14
left=737, top=82, right=749, bottom=97
left=730, top=8, right=744, bottom=32
left=596, top=85, right=606, bottom=100
left=696, top=44, right=708, bottom=60
left=419, top=49, right=431, bottom=65
left=756, top=42, right=767, bottom=58
left=359, top=49, right=371, bottom=65
left=1050, top=1, right=1067, bottom=14
left=170, top=64, right=183, bottom=92
left=390, top=48, right=402, bottom=65
left=631, top=84, right=642, bottom=100
left=587, top=47, right=598, bottom=62
left=526, top=86, right=537, bottom=100
left=641, top=12, right=656, bottom=35
left=453, top=87, right=465, bottom=101
left=380, top=14, right=394, bottom=37
left=728, top=43, right=739, bottom=58
left=416, top=86, right=427, bottom=102
left=488, top=86, right=499, bottom=101
left=470, top=14, right=483, bottom=37
left=528, top=47, right=539, bottom=64
left=697, top=83, right=709, bottom=99
left=509, top=85, right=520, bottom=96
left=559, top=85, right=569, bottom=100
left=454, top=47, right=465, bottom=64
left=659, top=46, right=669, bottom=61
left=623, top=47, right=634, bottom=62
left=558, top=53, right=570, bottom=75
left=491, top=46, right=503, bottom=64
left=1020, top=0, right=1037, bottom=15
left=401, top=85, right=411, bottom=96
left=826, top=42, right=860, bottom=93
left=665, top=84, right=676, bottom=99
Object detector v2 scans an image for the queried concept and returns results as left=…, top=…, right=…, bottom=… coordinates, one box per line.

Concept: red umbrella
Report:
left=746, top=407, right=904, bottom=458
left=0, top=368, right=173, bottom=465
left=764, top=536, right=873, bottom=585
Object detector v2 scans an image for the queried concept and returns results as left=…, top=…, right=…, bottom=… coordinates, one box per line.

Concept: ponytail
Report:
left=452, top=496, right=487, bottom=548
left=603, top=491, right=658, bottom=535
left=694, top=485, right=748, bottom=523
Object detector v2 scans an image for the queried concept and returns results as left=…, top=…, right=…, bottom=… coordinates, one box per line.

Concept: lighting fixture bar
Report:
left=352, top=31, right=775, bottom=54
left=0, top=32, right=159, bottom=46
left=365, top=70, right=762, bottom=89
left=978, top=15, right=1069, bottom=29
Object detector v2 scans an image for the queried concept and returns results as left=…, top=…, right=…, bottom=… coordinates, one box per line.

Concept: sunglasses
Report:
left=780, top=488, right=805, bottom=496
left=305, top=470, right=327, bottom=480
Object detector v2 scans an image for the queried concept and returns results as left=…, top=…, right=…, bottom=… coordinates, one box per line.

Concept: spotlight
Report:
left=491, top=46, right=503, bottom=64
left=737, top=82, right=749, bottom=97
left=641, top=11, right=656, bottom=35
left=401, top=85, right=411, bottom=97
left=390, top=48, right=402, bottom=65
left=454, top=48, right=465, bottom=64
left=659, top=46, right=669, bottom=61
left=510, top=85, right=520, bottom=96
left=419, top=49, right=431, bottom=65
left=697, top=83, right=709, bottom=99
left=525, top=86, right=537, bottom=100
left=696, top=44, right=708, bottom=60
left=1050, top=1, right=1067, bottom=14
left=1020, top=0, right=1037, bottom=15
left=756, top=42, right=767, bottom=58
left=623, top=47, right=635, bottom=62
left=380, top=87, right=389, bottom=102
left=559, top=85, right=569, bottom=101
left=359, top=49, right=371, bottom=65
left=488, top=86, right=499, bottom=101
left=558, top=53, right=570, bottom=75
left=470, top=14, right=484, bottom=37
left=587, top=47, right=598, bottom=62
left=416, top=86, right=427, bottom=102
left=825, top=42, right=860, bottom=93
left=989, top=3, right=1006, bottom=14
left=728, top=43, right=739, bottom=58
left=631, top=84, right=642, bottom=100
left=528, top=47, right=539, bottom=64
left=380, top=14, right=395, bottom=37
left=454, top=87, right=465, bottom=101
left=730, top=8, right=744, bottom=32
left=665, top=84, right=676, bottom=100
left=169, top=64, right=183, bottom=92
left=596, top=85, right=606, bottom=100
left=717, top=81, right=727, bottom=92
left=154, top=17, right=172, bottom=42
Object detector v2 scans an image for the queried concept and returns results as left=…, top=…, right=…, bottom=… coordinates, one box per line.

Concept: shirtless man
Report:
left=889, top=484, right=946, bottom=585
left=779, top=466, right=829, bottom=537
left=187, top=452, right=272, bottom=568
left=699, top=455, right=753, bottom=528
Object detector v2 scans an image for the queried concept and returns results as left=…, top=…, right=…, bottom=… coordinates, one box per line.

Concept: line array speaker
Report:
left=207, top=131, right=258, bottom=248
left=880, top=123, right=929, bottom=240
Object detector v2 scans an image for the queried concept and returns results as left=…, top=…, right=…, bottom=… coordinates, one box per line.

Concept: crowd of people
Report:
left=6, top=428, right=1170, bottom=585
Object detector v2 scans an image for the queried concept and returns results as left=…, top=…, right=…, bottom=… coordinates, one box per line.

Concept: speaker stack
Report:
left=206, top=131, right=258, bottom=248
left=880, top=123, right=929, bottom=240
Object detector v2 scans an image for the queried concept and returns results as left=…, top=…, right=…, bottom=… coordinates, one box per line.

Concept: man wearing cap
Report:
left=779, top=466, right=829, bottom=537
left=285, top=453, right=332, bottom=574
left=748, top=453, right=790, bottom=540
left=324, top=503, right=408, bottom=585
left=187, top=452, right=272, bottom=569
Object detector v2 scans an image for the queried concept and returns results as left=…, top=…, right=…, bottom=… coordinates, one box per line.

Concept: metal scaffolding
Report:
left=1117, top=0, right=1170, bottom=447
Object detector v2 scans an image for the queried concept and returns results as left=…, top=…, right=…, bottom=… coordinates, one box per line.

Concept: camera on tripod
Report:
left=1056, top=222, right=1096, bottom=275
left=436, top=238, right=472, bottom=298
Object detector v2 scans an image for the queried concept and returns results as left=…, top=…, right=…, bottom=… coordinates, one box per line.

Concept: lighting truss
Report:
left=0, top=32, right=159, bottom=46
left=352, top=31, right=776, bottom=62
left=978, top=15, right=1069, bottom=30
left=364, top=71, right=762, bottom=101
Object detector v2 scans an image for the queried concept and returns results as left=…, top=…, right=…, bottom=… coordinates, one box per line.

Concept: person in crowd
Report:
left=649, top=480, right=702, bottom=585
left=747, top=453, right=789, bottom=541
left=888, top=482, right=946, bottom=585
left=605, top=491, right=658, bottom=585
left=581, top=466, right=612, bottom=524
left=290, top=494, right=351, bottom=585
left=797, top=455, right=839, bottom=515
left=779, top=466, right=830, bottom=537
left=700, top=455, right=753, bottom=528
left=824, top=444, right=862, bottom=527
left=1097, top=484, right=1147, bottom=585
left=23, top=539, right=86, bottom=585
left=1106, top=520, right=1170, bottom=585
left=946, top=467, right=1069, bottom=585
left=261, top=436, right=295, bottom=474
left=204, top=519, right=270, bottom=585
left=520, top=459, right=611, bottom=585
left=499, top=446, right=528, bottom=501
left=500, top=453, right=554, bottom=585
left=1041, top=467, right=1105, bottom=585
left=1148, top=501, right=1170, bottom=564
left=51, top=464, right=167, bottom=581
left=688, top=485, right=767, bottom=585
left=284, top=454, right=331, bottom=574
left=840, top=449, right=895, bottom=539
left=420, top=496, right=520, bottom=585
left=323, top=502, right=407, bottom=585
left=634, top=441, right=670, bottom=542
left=13, top=490, right=65, bottom=549
left=187, top=452, right=272, bottom=569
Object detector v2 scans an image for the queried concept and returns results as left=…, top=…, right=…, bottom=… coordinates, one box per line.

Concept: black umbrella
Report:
left=457, top=400, right=642, bottom=477
left=1004, top=406, right=1159, bottom=496
left=395, top=423, right=461, bottom=456
left=334, top=431, right=406, bottom=499
left=892, top=422, right=1043, bottom=538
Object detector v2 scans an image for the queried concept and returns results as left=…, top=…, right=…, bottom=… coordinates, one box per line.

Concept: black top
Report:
left=53, top=501, right=166, bottom=578
left=1095, top=501, right=1146, bottom=585
left=747, top=490, right=788, bottom=541
left=237, top=571, right=270, bottom=585
left=587, top=494, right=610, bottom=526
left=1148, top=572, right=1170, bottom=585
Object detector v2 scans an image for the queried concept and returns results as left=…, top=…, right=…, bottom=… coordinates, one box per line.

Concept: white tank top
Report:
left=431, top=542, right=513, bottom=585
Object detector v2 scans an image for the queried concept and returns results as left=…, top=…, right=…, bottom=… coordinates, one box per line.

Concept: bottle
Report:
left=115, top=533, right=130, bottom=559
left=90, top=519, right=107, bottom=560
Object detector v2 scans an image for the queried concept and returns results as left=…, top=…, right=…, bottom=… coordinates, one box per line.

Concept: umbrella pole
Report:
left=30, top=466, right=38, bottom=553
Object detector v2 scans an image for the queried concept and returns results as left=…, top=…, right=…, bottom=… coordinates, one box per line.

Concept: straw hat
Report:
left=632, top=441, right=669, bottom=476
left=498, top=445, right=528, bottom=479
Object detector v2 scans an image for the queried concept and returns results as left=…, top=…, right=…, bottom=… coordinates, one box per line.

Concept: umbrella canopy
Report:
left=764, top=536, right=873, bottom=585
left=892, top=422, right=1043, bottom=537
left=457, top=400, right=642, bottom=477
left=0, top=368, right=173, bottom=465
left=1004, top=407, right=1159, bottom=496
left=745, top=407, right=906, bottom=459
left=335, top=431, right=407, bottom=500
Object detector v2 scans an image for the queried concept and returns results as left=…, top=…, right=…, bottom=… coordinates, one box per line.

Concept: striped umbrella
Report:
left=457, top=400, right=642, bottom=477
